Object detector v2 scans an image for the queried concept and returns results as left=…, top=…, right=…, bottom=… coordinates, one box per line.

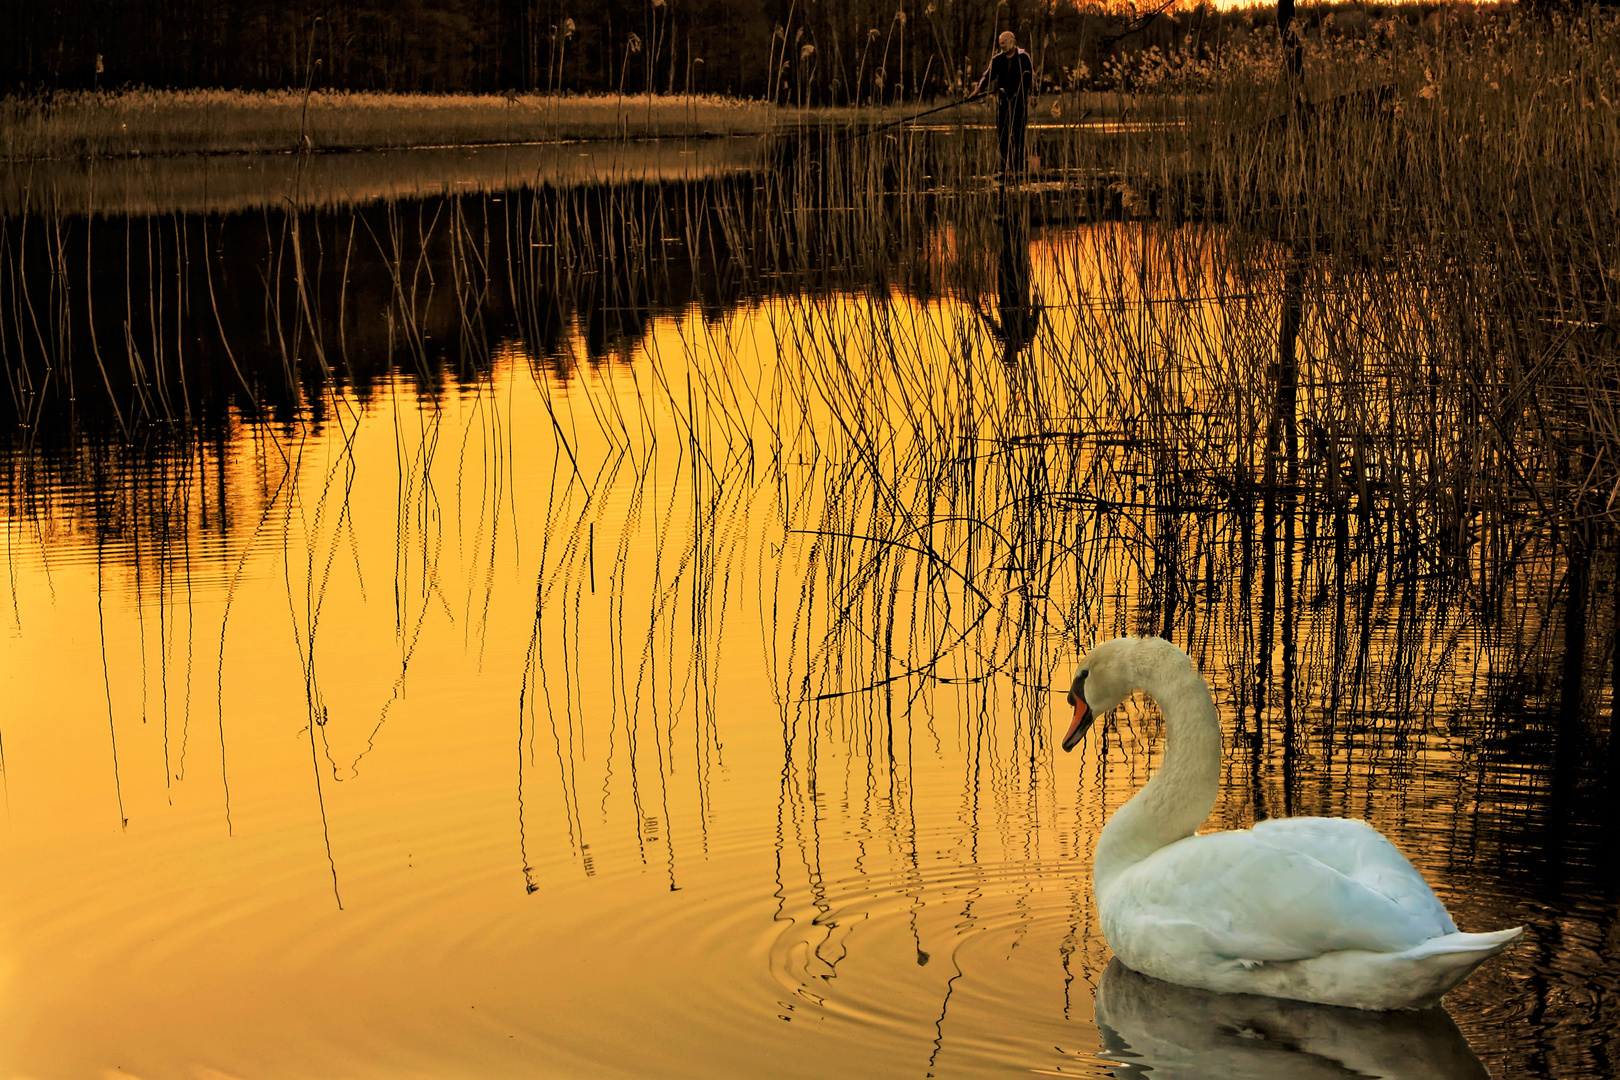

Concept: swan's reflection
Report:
left=1093, top=959, right=1490, bottom=1079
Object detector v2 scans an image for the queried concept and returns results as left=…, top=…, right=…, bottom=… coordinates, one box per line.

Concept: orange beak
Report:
left=1062, top=696, right=1092, bottom=753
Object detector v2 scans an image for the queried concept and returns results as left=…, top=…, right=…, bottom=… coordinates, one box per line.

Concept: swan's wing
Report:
left=1251, top=817, right=1458, bottom=932
left=1108, top=818, right=1456, bottom=964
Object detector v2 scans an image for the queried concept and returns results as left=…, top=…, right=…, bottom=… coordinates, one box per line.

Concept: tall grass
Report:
left=0, top=88, right=1100, bottom=162
left=4, top=5, right=1619, bottom=833
left=0, top=90, right=777, bottom=160
left=0, top=138, right=772, bottom=218
left=6, top=19, right=1619, bottom=1068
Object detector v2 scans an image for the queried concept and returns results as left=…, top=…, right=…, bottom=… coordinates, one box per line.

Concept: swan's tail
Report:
left=1398, top=926, right=1524, bottom=1004
left=1407, top=926, right=1524, bottom=959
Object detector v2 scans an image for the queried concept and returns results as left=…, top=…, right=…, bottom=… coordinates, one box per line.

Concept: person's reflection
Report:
left=1093, top=959, right=1490, bottom=1080
left=972, top=197, right=1042, bottom=363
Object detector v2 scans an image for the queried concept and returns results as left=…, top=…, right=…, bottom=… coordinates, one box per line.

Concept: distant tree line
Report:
left=0, top=0, right=1559, bottom=99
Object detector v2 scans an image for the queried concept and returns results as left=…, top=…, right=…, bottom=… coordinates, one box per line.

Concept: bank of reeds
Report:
left=0, top=90, right=776, bottom=160
left=6, top=7, right=1620, bottom=743
left=672, top=7, right=1620, bottom=754
left=0, top=87, right=1154, bottom=163
left=1147, top=8, right=1620, bottom=553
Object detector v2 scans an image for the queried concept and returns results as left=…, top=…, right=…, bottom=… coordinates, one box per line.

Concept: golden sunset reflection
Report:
left=0, top=227, right=1607, bottom=1077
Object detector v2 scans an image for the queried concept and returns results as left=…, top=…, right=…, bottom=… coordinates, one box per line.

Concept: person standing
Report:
left=970, top=31, right=1035, bottom=180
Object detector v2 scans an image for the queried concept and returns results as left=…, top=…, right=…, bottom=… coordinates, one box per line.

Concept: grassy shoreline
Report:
left=0, top=90, right=766, bottom=160
left=0, top=89, right=1137, bottom=162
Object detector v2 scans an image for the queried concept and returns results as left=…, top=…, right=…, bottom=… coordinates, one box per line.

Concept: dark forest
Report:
left=1, top=0, right=1476, bottom=101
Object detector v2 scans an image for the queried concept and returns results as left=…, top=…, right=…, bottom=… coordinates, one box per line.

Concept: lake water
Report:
left=1, top=138, right=1617, bottom=1078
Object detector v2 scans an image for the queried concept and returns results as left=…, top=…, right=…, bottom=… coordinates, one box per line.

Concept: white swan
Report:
left=1062, top=635, right=1523, bottom=1011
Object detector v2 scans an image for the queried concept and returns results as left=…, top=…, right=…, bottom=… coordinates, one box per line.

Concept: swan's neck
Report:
left=1093, top=654, right=1221, bottom=899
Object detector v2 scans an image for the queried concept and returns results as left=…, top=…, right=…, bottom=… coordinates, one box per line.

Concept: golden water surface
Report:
left=0, top=235, right=1600, bottom=1077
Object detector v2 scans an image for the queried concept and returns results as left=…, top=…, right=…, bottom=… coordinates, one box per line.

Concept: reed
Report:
left=8, top=22, right=1619, bottom=1064
left=5, top=6, right=1619, bottom=868
left=0, top=90, right=776, bottom=160
left=0, top=89, right=1045, bottom=161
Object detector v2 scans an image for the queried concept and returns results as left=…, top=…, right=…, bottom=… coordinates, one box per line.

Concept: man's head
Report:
left=998, top=31, right=1017, bottom=54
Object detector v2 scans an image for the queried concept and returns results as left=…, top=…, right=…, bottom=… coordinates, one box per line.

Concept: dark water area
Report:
left=2, top=135, right=1618, bottom=1078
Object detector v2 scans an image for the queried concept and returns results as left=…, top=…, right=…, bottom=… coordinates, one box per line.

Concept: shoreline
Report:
left=0, top=88, right=1133, bottom=163
left=0, top=139, right=777, bottom=217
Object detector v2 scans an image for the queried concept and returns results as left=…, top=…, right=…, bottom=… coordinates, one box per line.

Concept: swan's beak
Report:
left=1062, top=696, right=1092, bottom=752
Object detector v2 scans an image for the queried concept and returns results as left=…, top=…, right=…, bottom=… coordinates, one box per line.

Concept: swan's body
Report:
left=1064, top=636, right=1522, bottom=1011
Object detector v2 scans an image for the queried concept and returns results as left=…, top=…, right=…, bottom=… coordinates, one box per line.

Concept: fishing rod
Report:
left=836, top=92, right=985, bottom=144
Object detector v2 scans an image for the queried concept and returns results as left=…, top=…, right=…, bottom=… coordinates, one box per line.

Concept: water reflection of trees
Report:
left=0, top=135, right=1125, bottom=437
left=4, top=136, right=1619, bottom=1078
left=7, top=162, right=1614, bottom=847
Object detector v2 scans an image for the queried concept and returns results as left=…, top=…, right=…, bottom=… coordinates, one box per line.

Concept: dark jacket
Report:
left=973, top=48, right=1034, bottom=110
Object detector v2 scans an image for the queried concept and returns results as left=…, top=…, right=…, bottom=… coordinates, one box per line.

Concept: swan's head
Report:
left=1062, top=637, right=1140, bottom=752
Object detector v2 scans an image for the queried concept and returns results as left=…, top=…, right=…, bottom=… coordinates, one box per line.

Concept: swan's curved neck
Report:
left=1093, top=652, right=1221, bottom=898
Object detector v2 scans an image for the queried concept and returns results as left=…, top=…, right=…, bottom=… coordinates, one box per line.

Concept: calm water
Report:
left=1, top=141, right=1617, bottom=1078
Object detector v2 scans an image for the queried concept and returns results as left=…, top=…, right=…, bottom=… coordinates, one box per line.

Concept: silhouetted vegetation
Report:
left=2, top=0, right=1549, bottom=101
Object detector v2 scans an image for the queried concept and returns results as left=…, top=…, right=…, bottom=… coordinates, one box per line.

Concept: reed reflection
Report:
left=1094, top=958, right=1489, bottom=1079
left=4, top=140, right=1620, bottom=1078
